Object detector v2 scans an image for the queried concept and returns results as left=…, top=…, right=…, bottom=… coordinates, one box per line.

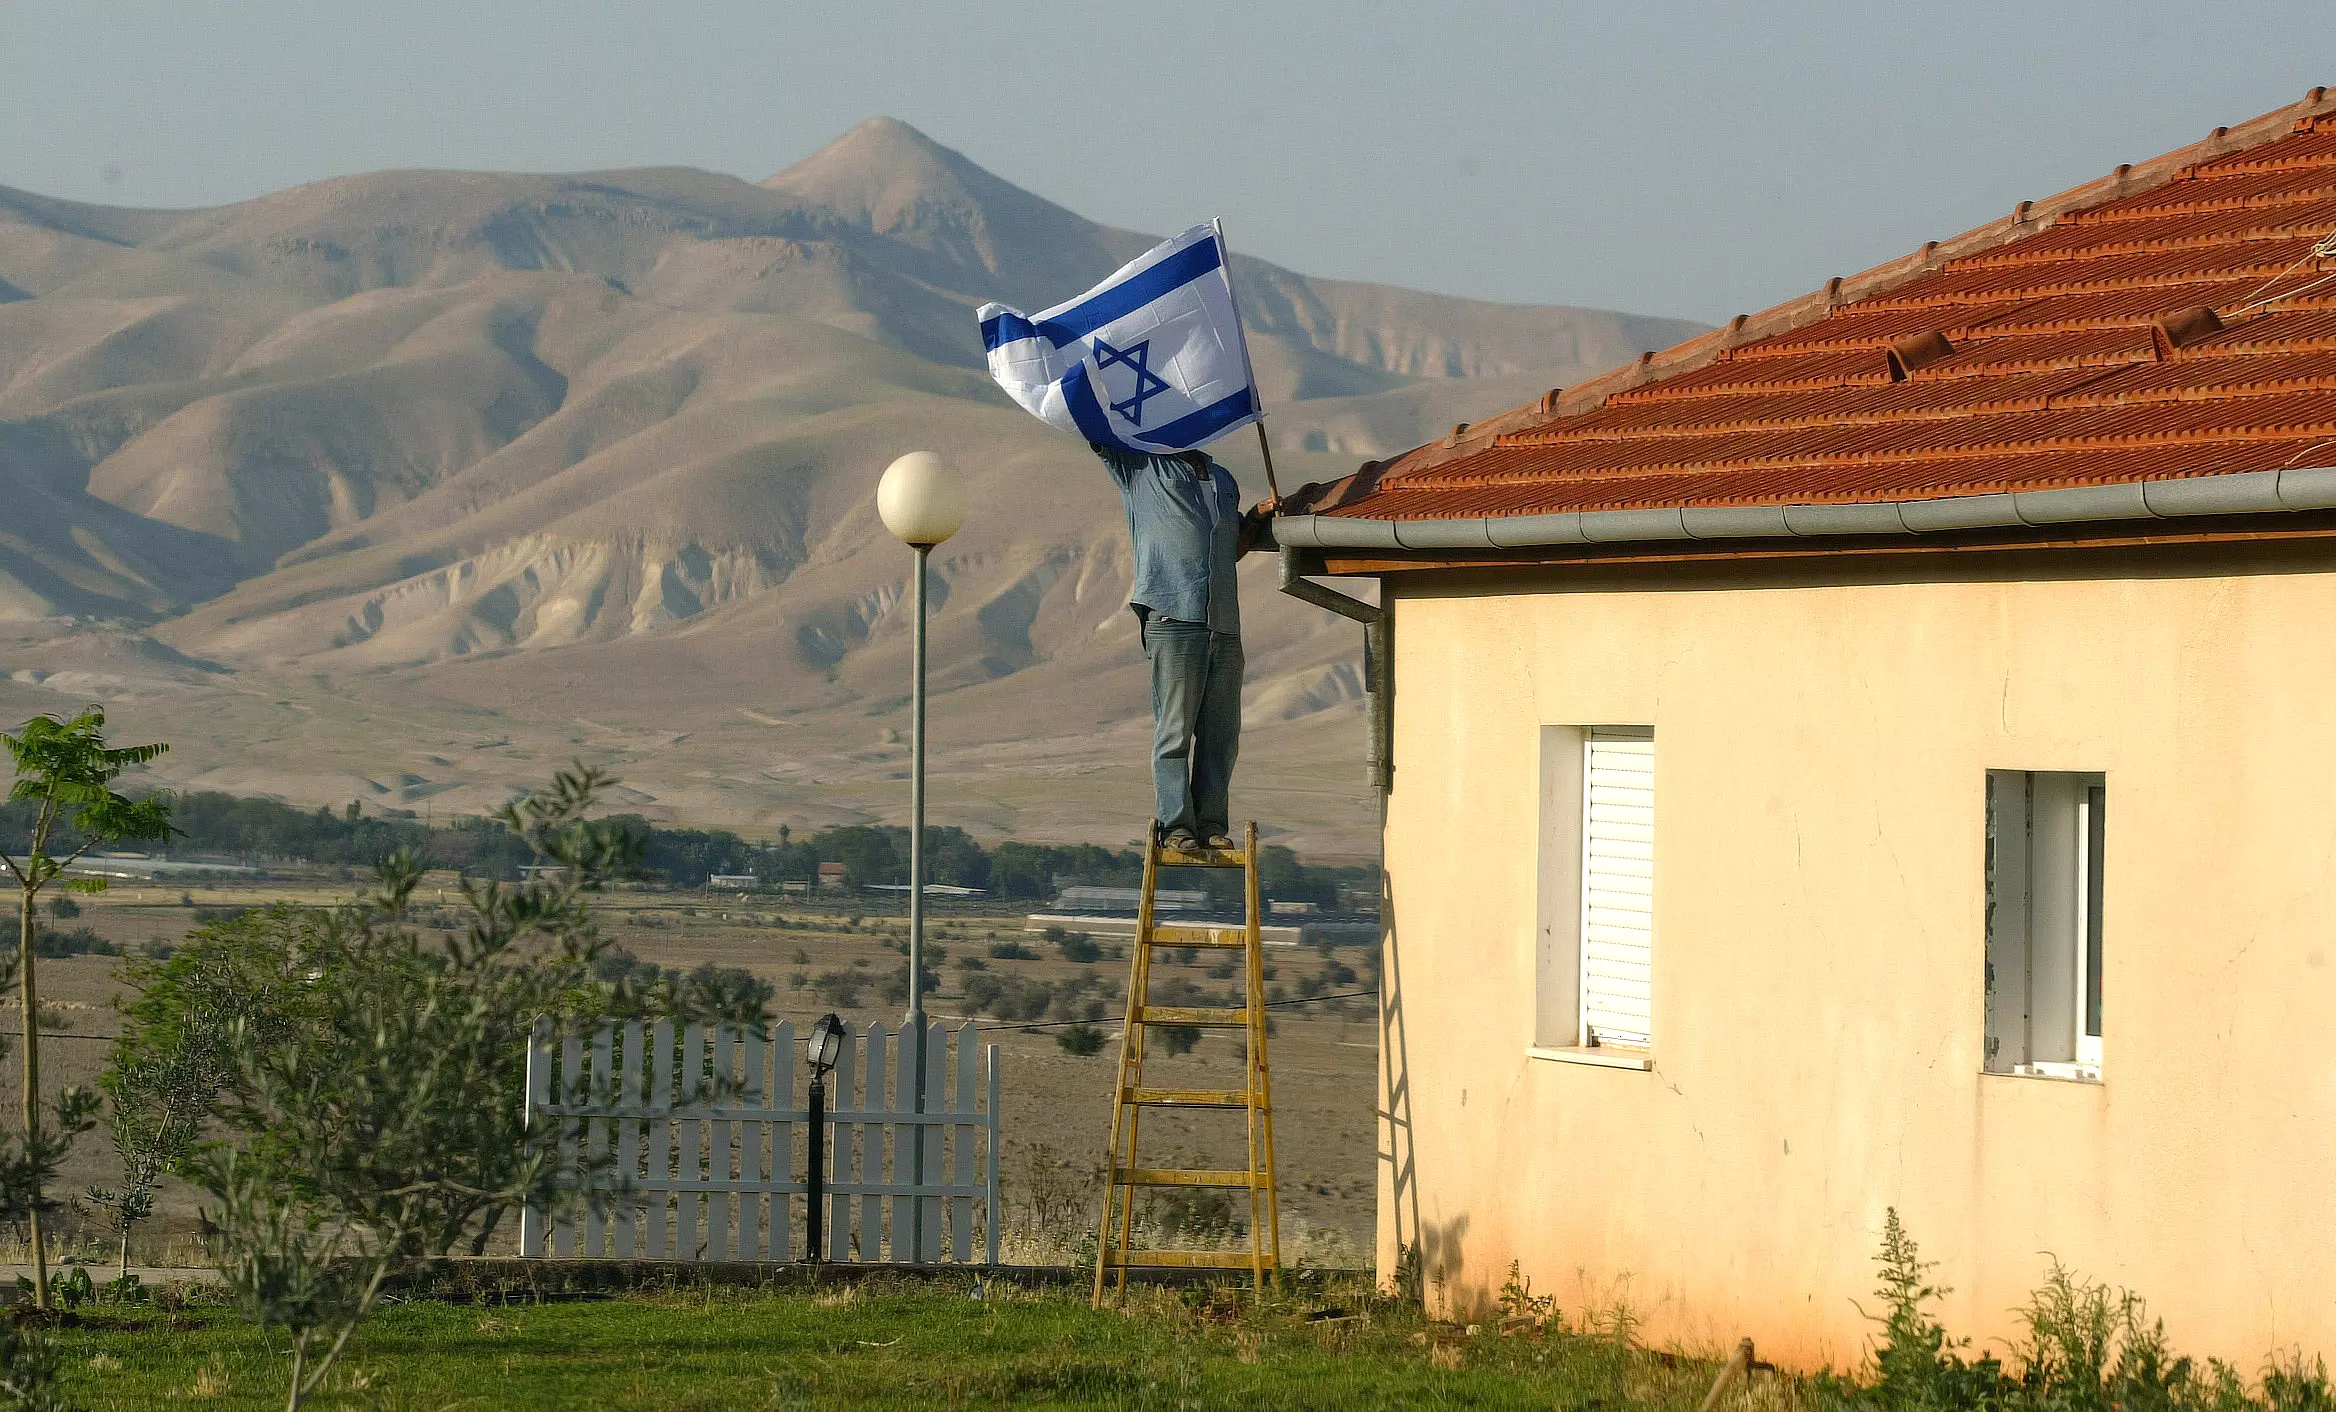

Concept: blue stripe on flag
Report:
left=1061, top=363, right=1256, bottom=454
left=1033, top=238, right=1223, bottom=347
left=1129, top=386, right=1259, bottom=450
left=980, top=310, right=1039, bottom=352
left=1059, top=363, right=1138, bottom=452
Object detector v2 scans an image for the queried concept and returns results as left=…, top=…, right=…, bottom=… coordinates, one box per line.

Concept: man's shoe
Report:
left=1203, top=833, right=1235, bottom=851
left=1163, top=828, right=1200, bottom=852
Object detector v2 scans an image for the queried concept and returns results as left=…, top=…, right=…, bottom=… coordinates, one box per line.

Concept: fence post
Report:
left=985, top=1042, right=1001, bottom=1267
left=828, top=1022, right=857, bottom=1261
left=519, top=1016, right=553, bottom=1257
left=770, top=1020, right=794, bottom=1262
left=584, top=1023, right=612, bottom=1255
left=553, top=1029, right=584, bottom=1256
left=613, top=1020, right=643, bottom=1257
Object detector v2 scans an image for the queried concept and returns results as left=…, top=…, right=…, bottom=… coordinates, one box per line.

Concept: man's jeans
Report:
left=1143, top=615, right=1242, bottom=839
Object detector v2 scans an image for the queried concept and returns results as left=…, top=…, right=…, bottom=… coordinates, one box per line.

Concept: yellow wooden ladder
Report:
left=1093, top=819, right=1281, bottom=1303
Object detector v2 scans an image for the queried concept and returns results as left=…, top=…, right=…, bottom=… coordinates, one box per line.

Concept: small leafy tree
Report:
left=198, top=766, right=636, bottom=1411
left=91, top=905, right=332, bottom=1277
left=1, top=707, right=170, bottom=1308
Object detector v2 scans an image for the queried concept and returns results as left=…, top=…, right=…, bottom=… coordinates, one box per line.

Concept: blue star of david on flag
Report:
left=1092, top=337, right=1172, bottom=426
left=975, top=222, right=1263, bottom=454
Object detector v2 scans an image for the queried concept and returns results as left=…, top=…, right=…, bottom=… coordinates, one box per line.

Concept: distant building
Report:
left=863, top=883, right=987, bottom=898
left=707, top=874, right=759, bottom=890
left=817, top=862, right=846, bottom=890
left=1266, top=900, right=1318, bottom=916
left=1054, top=885, right=1204, bottom=913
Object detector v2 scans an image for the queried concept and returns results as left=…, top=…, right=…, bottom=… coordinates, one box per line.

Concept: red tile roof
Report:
left=1323, top=91, right=2336, bottom=526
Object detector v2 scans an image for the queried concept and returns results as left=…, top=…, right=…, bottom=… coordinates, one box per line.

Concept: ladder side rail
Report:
left=1095, top=825, right=1161, bottom=1304
left=1247, top=819, right=1283, bottom=1287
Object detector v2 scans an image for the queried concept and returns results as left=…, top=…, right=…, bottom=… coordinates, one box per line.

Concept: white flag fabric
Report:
left=977, top=222, right=1262, bottom=454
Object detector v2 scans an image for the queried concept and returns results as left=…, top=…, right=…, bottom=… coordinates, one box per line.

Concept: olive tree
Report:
left=1, top=707, right=170, bottom=1308
left=198, top=766, right=637, bottom=1412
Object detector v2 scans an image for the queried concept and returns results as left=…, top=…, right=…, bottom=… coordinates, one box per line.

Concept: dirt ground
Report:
left=2, top=874, right=1381, bottom=1267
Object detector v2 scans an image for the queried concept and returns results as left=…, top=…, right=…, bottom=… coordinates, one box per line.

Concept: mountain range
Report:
left=0, top=118, right=1705, bottom=855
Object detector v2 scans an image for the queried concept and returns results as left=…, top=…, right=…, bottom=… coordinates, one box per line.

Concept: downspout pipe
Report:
left=1270, top=464, right=2336, bottom=552
left=1278, top=545, right=1392, bottom=793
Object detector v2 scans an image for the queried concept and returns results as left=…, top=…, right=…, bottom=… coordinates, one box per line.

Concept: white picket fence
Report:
left=518, top=1017, right=1001, bottom=1264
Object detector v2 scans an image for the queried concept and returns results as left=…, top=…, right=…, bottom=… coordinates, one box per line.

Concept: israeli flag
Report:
left=978, top=222, right=1262, bottom=454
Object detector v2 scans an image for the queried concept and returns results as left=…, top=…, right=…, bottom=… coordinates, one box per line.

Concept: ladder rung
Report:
left=1103, top=1249, right=1274, bottom=1270
left=1124, top=1087, right=1251, bottom=1108
left=1152, top=845, right=1249, bottom=868
left=1146, top=926, right=1249, bottom=948
left=1117, top=1167, right=1262, bottom=1189
left=1136, top=1005, right=1248, bottom=1027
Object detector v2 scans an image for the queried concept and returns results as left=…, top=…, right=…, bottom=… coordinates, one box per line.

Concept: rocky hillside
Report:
left=0, top=120, right=1704, bottom=851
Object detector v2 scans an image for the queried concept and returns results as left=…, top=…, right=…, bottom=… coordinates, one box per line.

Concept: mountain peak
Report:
left=761, top=116, right=983, bottom=221
left=760, top=117, right=1144, bottom=306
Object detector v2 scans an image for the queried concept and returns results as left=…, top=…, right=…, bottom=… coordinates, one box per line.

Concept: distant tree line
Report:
left=0, top=793, right=1374, bottom=905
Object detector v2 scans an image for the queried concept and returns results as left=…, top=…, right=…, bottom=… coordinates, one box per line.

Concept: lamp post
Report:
left=875, top=449, right=966, bottom=1262
left=804, top=1012, right=844, bottom=1262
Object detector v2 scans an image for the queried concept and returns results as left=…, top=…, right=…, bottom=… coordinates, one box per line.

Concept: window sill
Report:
left=1992, top=1063, right=2102, bottom=1085
left=1528, top=1045, right=1653, bottom=1072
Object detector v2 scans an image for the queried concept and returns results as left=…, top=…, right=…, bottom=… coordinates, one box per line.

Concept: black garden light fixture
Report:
left=804, top=1012, right=845, bottom=1261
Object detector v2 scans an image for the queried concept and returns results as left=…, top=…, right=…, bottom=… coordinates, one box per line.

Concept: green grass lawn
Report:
left=40, top=1278, right=1748, bottom=1411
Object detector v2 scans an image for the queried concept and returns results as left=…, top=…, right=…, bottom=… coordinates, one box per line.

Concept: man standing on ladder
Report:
left=1092, top=442, right=1277, bottom=852
left=975, top=219, right=1286, bottom=849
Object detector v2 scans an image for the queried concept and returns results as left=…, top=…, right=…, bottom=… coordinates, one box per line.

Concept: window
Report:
left=1536, top=726, right=1655, bottom=1059
left=1983, top=770, right=2105, bottom=1080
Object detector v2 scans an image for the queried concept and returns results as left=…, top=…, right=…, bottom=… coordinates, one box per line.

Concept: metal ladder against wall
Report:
left=1093, top=819, right=1282, bottom=1303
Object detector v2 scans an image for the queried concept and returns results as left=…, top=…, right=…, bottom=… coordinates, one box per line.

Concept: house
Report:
left=817, top=862, right=846, bottom=891
left=1273, top=89, right=2336, bottom=1367
left=706, top=873, right=759, bottom=890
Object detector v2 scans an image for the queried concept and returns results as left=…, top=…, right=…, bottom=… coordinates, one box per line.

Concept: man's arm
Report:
left=1237, top=495, right=1280, bottom=556
left=1089, top=441, right=1148, bottom=485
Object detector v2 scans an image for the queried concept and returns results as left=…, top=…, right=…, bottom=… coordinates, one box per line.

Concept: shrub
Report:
left=1055, top=1023, right=1106, bottom=1056
left=34, top=924, right=120, bottom=958
left=962, top=973, right=1052, bottom=1022
left=811, top=969, right=867, bottom=1009
left=44, top=896, right=78, bottom=919
left=988, top=939, right=1037, bottom=961
left=1053, top=931, right=1101, bottom=964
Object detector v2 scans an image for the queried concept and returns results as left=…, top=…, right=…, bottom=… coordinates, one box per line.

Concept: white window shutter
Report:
left=1581, top=728, right=1654, bottom=1047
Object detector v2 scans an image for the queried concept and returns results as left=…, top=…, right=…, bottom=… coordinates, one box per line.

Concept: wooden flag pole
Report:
left=1253, top=422, right=1283, bottom=506
left=1211, top=217, right=1282, bottom=506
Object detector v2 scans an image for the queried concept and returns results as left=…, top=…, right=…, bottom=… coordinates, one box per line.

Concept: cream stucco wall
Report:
left=1374, top=552, right=2336, bottom=1370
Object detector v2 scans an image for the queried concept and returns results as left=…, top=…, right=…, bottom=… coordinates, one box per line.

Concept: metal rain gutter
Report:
left=1271, top=465, right=2336, bottom=553
left=1275, top=547, right=1391, bottom=794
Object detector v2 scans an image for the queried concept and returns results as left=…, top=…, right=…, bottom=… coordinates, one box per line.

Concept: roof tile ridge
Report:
left=1402, top=416, right=2336, bottom=484
left=1338, top=85, right=2336, bottom=494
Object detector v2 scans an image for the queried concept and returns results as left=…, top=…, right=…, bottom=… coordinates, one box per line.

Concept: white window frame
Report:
left=1984, top=770, right=2106, bottom=1082
left=1533, top=725, right=1656, bottom=1069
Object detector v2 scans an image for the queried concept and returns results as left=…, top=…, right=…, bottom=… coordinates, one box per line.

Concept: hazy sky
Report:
left=3, top=2, right=2327, bottom=322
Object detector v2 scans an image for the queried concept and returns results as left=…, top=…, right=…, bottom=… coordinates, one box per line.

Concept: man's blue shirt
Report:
left=1091, top=443, right=1244, bottom=636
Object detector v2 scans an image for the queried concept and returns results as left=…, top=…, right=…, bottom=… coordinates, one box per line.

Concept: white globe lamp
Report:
left=878, top=451, right=966, bottom=547
left=875, top=448, right=966, bottom=1261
